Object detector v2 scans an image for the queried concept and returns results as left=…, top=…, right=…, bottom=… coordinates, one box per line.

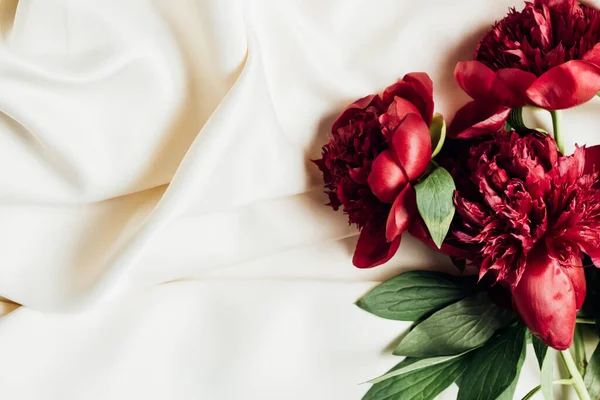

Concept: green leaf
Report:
left=430, top=113, right=446, bottom=158
left=457, top=322, right=527, bottom=400
left=363, top=356, right=467, bottom=400
left=356, top=271, right=477, bottom=321
left=368, top=349, right=476, bottom=384
left=532, top=335, right=548, bottom=369
left=415, top=167, right=456, bottom=248
left=572, top=325, right=587, bottom=376
left=495, top=335, right=527, bottom=400
left=584, top=342, right=600, bottom=400
left=541, top=347, right=556, bottom=400
left=393, top=292, right=515, bottom=357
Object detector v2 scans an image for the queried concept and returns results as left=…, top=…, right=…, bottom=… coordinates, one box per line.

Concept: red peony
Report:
left=314, top=73, right=433, bottom=268
left=446, top=129, right=600, bottom=349
left=455, top=0, right=600, bottom=111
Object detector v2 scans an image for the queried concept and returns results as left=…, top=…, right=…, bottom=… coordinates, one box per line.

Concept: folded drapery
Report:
left=0, top=0, right=599, bottom=398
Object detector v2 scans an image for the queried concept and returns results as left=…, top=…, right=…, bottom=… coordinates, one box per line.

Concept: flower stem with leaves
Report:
left=561, top=349, right=591, bottom=400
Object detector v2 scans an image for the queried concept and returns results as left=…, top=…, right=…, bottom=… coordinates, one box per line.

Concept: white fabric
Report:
left=0, top=0, right=598, bottom=398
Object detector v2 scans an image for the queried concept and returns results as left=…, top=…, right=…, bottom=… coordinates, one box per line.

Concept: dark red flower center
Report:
left=314, top=102, right=390, bottom=230
left=448, top=130, right=600, bottom=287
left=475, top=0, right=600, bottom=76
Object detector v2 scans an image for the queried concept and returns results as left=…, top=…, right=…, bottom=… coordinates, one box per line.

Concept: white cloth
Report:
left=0, top=0, right=598, bottom=398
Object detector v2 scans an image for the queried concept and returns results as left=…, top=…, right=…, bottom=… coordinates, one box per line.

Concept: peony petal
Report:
left=380, top=98, right=421, bottom=139
left=454, top=61, right=499, bottom=102
left=454, top=195, right=489, bottom=226
left=408, top=218, right=472, bottom=259
left=584, top=145, right=600, bottom=175
left=563, top=266, right=586, bottom=310
left=454, top=61, right=536, bottom=108
left=383, top=73, right=434, bottom=125
left=385, top=185, right=416, bottom=242
left=367, top=150, right=409, bottom=203
left=588, top=249, right=600, bottom=268
left=512, top=243, right=578, bottom=350
left=391, top=114, right=432, bottom=181
left=353, top=225, right=401, bottom=269
left=332, top=94, right=382, bottom=133
left=448, top=101, right=511, bottom=139
left=582, top=42, right=600, bottom=67
left=495, top=68, right=538, bottom=102
left=404, top=72, right=435, bottom=125
left=386, top=97, right=422, bottom=123
left=526, top=61, right=600, bottom=110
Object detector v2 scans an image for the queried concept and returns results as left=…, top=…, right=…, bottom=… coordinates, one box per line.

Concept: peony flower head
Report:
left=446, top=129, right=600, bottom=349
left=455, top=0, right=600, bottom=110
left=314, top=73, right=433, bottom=268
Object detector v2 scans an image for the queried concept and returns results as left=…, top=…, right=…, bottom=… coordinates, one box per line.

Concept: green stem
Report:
left=550, top=110, right=564, bottom=154
left=521, top=385, right=540, bottom=400
left=555, top=379, right=575, bottom=385
left=521, top=380, right=574, bottom=400
left=561, top=349, right=591, bottom=400
left=576, top=318, right=596, bottom=325
left=572, top=325, right=588, bottom=376
left=508, top=107, right=527, bottom=130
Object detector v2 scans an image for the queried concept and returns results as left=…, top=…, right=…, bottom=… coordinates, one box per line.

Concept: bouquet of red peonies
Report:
left=315, top=1, right=600, bottom=399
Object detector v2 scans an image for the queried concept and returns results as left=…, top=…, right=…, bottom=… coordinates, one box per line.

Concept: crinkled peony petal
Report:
left=555, top=146, right=585, bottom=184
left=391, top=114, right=432, bottom=181
left=353, top=225, right=401, bottom=269
left=385, top=185, right=416, bottom=242
left=454, top=195, right=489, bottom=226
left=332, top=94, right=382, bottom=133
left=367, top=150, right=408, bottom=203
left=448, top=100, right=511, bottom=139
left=526, top=61, right=600, bottom=110
left=584, top=145, right=600, bottom=175
left=454, top=61, right=536, bottom=108
left=383, top=73, right=434, bottom=125
left=512, top=244, right=578, bottom=350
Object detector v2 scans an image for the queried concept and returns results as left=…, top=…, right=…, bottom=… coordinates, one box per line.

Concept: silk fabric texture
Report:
left=1, top=0, right=599, bottom=398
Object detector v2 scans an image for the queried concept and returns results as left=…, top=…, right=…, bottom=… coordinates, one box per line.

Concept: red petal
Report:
left=495, top=68, right=538, bottom=103
left=353, top=225, right=401, bottom=269
left=332, top=94, right=382, bottom=133
left=454, top=61, right=536, bottom=108
left=448, top=101, right=511, bottom=139
left=526, top=61, right=600, bottom=110
left=385, top=97, right=422, bottom=123
left=386, top=185, right=416, bottom=242
left=407, top=218, right=472, bottom=258
left=589, top=249, right=600, bottom=268
left=584, top=145, right=600, bottom=175
left=512, top=244, right=578, bottom=350
left=583, top=43, right=600, bottom=67
left=391, top=114, right=432, bottom=181
left=383, top=73, right=434, bottom=125
left=563, top=266, right=586, bottom=311
left=367, top=150, right=408, bottom=203
left=379, top=98, right=421, bottom=139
